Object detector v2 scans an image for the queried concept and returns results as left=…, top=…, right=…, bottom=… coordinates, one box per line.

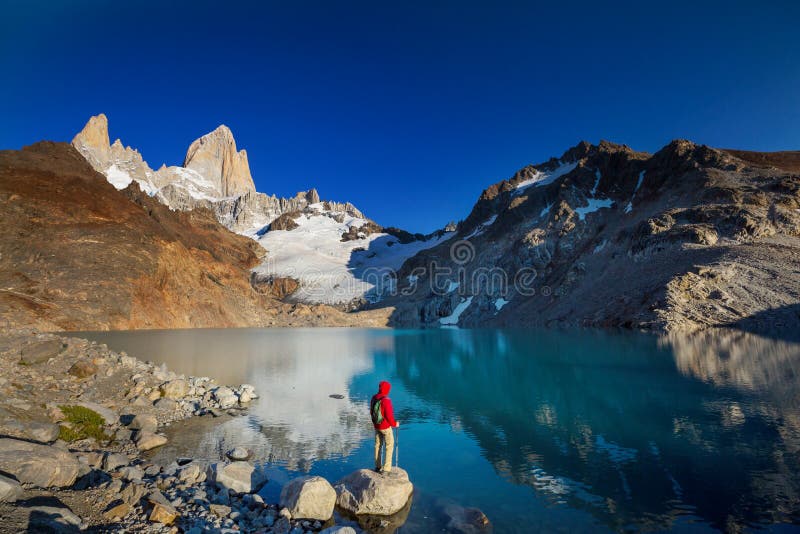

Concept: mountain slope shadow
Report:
left=730, top=303, right=800, bottom=342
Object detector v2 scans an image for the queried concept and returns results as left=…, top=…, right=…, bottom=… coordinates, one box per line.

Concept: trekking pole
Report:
left=394, top=426, right=399, bottom=468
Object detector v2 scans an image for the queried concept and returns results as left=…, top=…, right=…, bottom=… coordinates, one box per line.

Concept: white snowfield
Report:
left=254, top=206, right=453, bottom=304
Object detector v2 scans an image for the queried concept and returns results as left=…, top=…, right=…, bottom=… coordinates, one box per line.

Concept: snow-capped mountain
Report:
left=253, top=203, right=451, bottom=305
left=71, top=114, right=450, bottom=306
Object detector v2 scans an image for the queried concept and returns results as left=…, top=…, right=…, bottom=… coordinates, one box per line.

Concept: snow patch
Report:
left=592, top=239, right=608, bottom=254
left=494, top=297, right=509, bottom=311
left=514, top=161, right=578, bottom=194
left=539, top=203, right=552, bottom=219
left=590, top=169, right=602, bottom=196
left=439, top=296, right=474, bottom=325
left=624, top=170, right=646, bottom=214
left=445, top=280, right=460, bottom=293
left=463, top=214, right=498, bottom=240
left=105, top=164, right=133, bottom=189
left=575, top=198, right=614, bottom=221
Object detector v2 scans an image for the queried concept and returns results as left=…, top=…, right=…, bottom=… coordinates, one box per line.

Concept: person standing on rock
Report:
left=371, top=380, right=399, bottom=474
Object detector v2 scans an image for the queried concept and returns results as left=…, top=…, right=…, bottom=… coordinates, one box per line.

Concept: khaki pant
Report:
left=374, top=428, right=395, bottom=472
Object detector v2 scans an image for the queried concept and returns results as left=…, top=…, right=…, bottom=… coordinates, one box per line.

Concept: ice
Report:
left=439, top=296, right=474, bottom=325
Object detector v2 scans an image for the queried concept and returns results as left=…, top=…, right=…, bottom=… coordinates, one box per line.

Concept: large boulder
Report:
left=0, top=408, right=60, bottom=443
left=206, top=462, right=266, bottom=494
left=280, top=476, right=336, bottom=521
left=212, top=386, right=238, bottom=409
left=442, top=503, right=492, bottom=534
left=335, top=468, right=413, bottom=516
left=27, top=505, right=83, bottom=530
left=0, top=438, right=81, bottom=487
left=128, top=413, right=158, bottom=433
left=134, top=431, right=168, bottom=451
left=19, top=339, right=65, bottom=365
left=160, top=379, right=189, bottom=399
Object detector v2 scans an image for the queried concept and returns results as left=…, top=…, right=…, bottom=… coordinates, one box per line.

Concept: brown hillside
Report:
left=0, top=142, right=389, bottom=330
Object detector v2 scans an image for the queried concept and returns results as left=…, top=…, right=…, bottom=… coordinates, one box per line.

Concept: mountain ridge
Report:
left=379, top=138, right=800, bottom=335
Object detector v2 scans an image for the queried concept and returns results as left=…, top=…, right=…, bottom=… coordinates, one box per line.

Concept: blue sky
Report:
left=2, top=1, right=799, bottom=232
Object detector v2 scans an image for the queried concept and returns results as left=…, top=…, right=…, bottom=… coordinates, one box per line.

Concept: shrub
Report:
left=57, top=405, right=109, bottom=443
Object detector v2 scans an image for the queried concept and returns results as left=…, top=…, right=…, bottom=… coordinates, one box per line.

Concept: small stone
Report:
left=114, top=428, right=133, bottom=442
left=120, top=465, right=144, bottom=482
left=103, top=453, right=129, bottom=471
left=145, top=464, right=161, bottom=476
left=279, top=507, right=292, bottom=520
left=210, top=504, right=232, bottom=518
left=149, top=502, right=178, bottom=525
left=178, top=462, right=202, bottom=483
left=226, top=447, right=250, bottom=461
left=319, top=527, right=357, bottom=534
left=68, top=360, right=98, bottom=378
left=154, top=398, right=178, bottom=411
left=103, top=502, right=131, bottom=520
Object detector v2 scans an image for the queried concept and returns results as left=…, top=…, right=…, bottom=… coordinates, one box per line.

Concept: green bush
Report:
left=58, top=405, right=109, bottom=443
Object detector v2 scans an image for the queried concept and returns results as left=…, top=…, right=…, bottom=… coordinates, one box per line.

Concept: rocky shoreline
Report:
left=0, top=330, right=488, bottom=534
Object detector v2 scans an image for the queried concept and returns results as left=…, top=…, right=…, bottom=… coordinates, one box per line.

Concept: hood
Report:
left=378, top=380, right=391, bottom=395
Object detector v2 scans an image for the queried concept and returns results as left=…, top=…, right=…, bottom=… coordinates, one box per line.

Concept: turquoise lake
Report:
left=71, top=327, right=800, bottom=533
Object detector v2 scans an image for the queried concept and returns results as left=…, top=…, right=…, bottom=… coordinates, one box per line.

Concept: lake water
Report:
left=71, top=327, right=800, bottom=533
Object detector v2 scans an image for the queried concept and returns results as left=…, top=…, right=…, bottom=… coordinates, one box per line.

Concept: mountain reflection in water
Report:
left=74, top=327, right=800, bottom=533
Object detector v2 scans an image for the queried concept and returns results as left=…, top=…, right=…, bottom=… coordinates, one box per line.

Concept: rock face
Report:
left=334, top=468, right=413, bottom=516
left=183, top=125, right=255, bottom=197
left=383, top=140, right=800, bottom=335
left=0, top=437, right=81, bottom=487
left=71, top=114, right=365, bottom=237
left=280, top=476, right=336, bottom=520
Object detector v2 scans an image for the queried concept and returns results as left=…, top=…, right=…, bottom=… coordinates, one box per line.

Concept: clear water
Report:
left=71, top=327, right=800, bottom=533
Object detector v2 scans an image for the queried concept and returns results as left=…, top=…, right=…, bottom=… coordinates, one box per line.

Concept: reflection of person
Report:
left=371, top=380, right=400, bottom=473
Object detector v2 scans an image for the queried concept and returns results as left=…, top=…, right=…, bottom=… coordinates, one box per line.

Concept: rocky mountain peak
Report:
left=72, top=113, right=110, bottom=153
left=183, top=125, right=256, bottom=197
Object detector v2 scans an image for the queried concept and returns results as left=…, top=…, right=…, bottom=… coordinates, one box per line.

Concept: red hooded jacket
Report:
left=371, top=380, right=398, bottom=430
